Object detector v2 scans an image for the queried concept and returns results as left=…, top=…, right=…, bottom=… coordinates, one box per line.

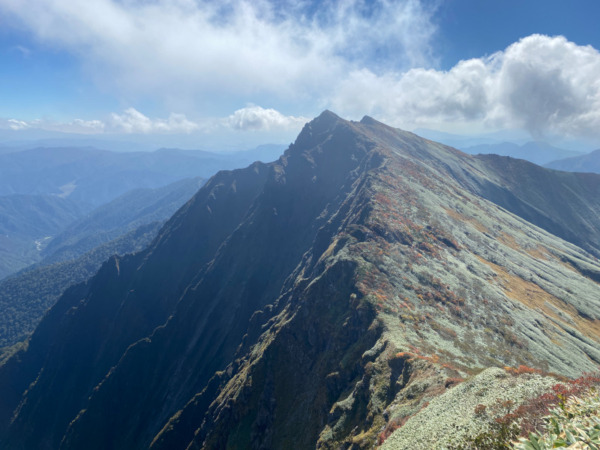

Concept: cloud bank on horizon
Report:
left=1, top=0, right=599, bottom=146
left=335, top=34, right=600, bottom=139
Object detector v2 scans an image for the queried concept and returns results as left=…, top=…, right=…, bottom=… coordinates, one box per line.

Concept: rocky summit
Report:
left=1, top=111, right=599, bottom=449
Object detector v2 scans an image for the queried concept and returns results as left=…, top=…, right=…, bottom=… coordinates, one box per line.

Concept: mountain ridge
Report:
left=0, top=144, right=285, bottom=209
left=0, top=111, right=599, bottom=449
left=462, top=141, right=584, bottom=165
left=545, top=148, right=600, bottom=174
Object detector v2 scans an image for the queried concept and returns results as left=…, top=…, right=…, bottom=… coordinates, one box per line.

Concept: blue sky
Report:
left=1, top=0, right=599, bottom=150
left=432, top=0, right=600, bottom=68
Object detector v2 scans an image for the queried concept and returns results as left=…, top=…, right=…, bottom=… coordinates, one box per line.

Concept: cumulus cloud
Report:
left=70, top=119, right=105, bottom=132
left=331, top=35, right=600, bottom=138
left=226, top=106, right=308, bottom=131
left=0, top=0, right=436, bottom=110
left=3, top=0, right=600, bottom=141
left=108, top=108, right=199, bottom=134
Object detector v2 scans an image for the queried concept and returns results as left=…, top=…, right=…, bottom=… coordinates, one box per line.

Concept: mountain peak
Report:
left=306, top=109, right=345, bottom=132
left=358, top=115, right=413, bottom=137
left=316, top=109, right=341, bottom=121
left=297, top=110, right=343, bottom=132
left=359, top=115, right=380, bottom=126
left=289, top=110, right=349, bottom=153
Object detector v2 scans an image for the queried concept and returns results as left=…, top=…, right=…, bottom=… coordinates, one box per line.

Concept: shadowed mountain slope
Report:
left=0, top=112, right=599, bottom=449
left=0, top=143, right=283, bottom=280
left=0, top=177, right=205, bottom=348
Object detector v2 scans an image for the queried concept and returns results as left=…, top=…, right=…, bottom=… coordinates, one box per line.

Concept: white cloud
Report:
left=0, top=118, right=105, bottom=134
left=108, top=108, right=199, bottom=134
left=7, top=119, right=30, bottom=130
left=226, top=106, right=308, bottom=131
left=0, top=109, right=198, bottom=135
left=495, top=35, right=600, bottom=137
left=331, top=35, right=600, bottom=138
left=3, top=0, right=600, bottom=141
left=2, top=106, right=305, bottom=136
left=70, top=119, right=105, bottom=132
left=0, top=0, right=437, bottom=111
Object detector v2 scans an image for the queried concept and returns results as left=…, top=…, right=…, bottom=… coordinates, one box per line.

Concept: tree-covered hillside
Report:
left=0, top=194, right=83, bottom=279
left=0, top=222, right=161, bottom=348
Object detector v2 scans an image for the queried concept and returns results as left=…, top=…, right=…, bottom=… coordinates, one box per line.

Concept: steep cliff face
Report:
left=0, top=161, right=273, bottom=449
left=1, top=112, right=600, bottom=449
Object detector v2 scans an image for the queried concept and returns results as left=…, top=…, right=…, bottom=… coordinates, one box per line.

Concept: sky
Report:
left=1, top=0, right=600, bottom=150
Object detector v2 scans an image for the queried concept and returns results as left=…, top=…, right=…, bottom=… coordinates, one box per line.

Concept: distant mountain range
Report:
left=1, top=112, right=598, bottom=449
left=0, top=144, right=285, bottom=209
left=461, top=141, right=584, bottom=165
left=545, top=148, right=600, bottom=174
left=40, top=177, right=205, bottom=264
left=0, top=144, right=285, bottom=280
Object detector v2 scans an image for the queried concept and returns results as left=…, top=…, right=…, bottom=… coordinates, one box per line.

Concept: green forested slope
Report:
left=0, top=222, right=161, bottom=348
left=0, top=194, right=83, bottom=279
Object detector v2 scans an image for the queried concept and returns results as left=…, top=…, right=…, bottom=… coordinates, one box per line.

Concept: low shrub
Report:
left=513, top=387, right=600, bottom=449
left=452, top=372, right=600, bottom=449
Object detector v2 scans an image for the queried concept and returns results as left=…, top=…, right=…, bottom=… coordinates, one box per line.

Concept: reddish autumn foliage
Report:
left=498, top=371, right=600, bottom=437
left=377, top=417, right=408, bottom=445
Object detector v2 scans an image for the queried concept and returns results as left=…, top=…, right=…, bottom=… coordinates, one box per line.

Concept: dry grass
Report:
left=525, top=245, right=553, bottom=261
left=477, top=256, right=600, bottom=341
left=444, top=207, right=489, bottom=234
